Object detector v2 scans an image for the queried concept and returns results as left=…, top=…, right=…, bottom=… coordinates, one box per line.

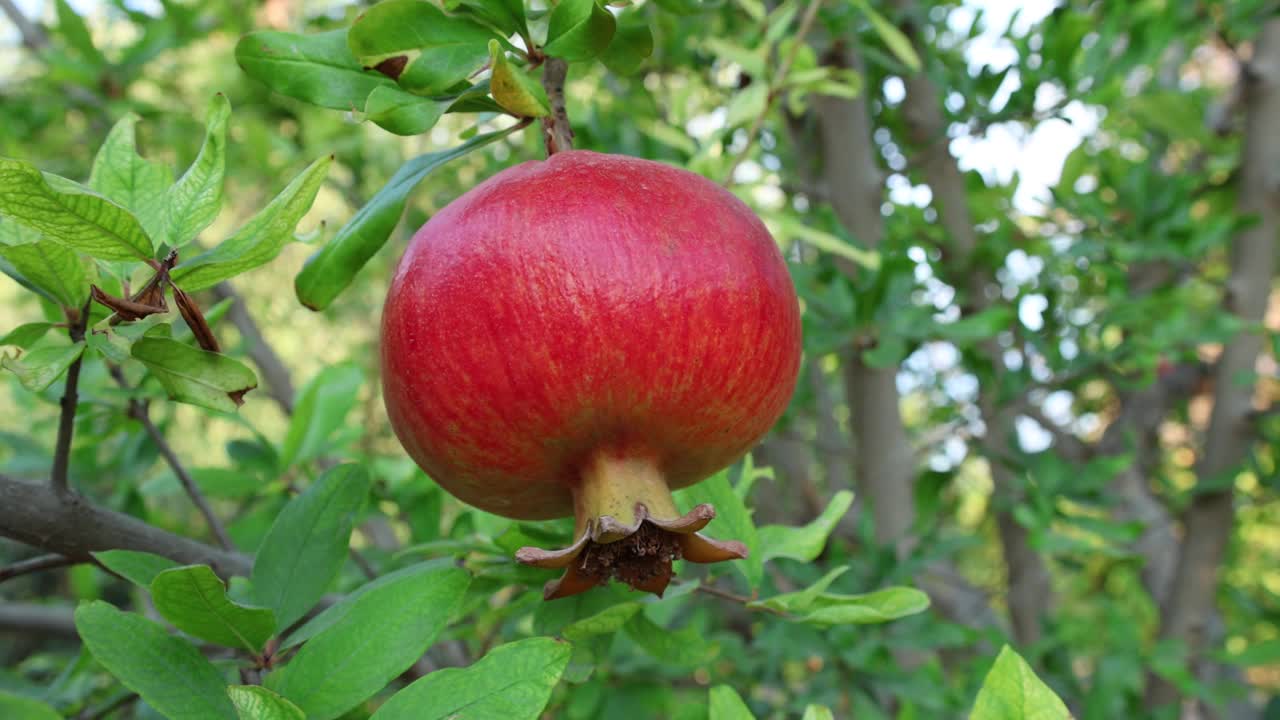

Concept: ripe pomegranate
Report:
left=381, top=150, right=802, bottom=599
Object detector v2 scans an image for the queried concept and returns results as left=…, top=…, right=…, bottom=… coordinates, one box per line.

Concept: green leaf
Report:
left=0, top=691, right=61, bottom=720
left=446, top=0, right=529, bottom=38
left=74, top=601, right=237, bottom=720
left=364, top=85, right=447, bottom=136
left=0, top=217, right=41, bottom=245
left=91, top=549, right=179, bottom=587
left=294, top=126, right=521, bottom=311
left=802, top=706, right=835, bottom=720
left=236, top=30, right=395, bottom=111
left=88, top=113, right=173, bottom=242
left=281, top=560, right=453, bottom=649
left=970, top=646, right=1071, bottom=720
left=0, top=241, right=89, bottom=308
left=795, top=586, right=930, bottom=626
left=489, top=40, right=550, bottom=117
left=228, top=686, right=305, bottom=720
left=2, top=341, right=84, bottom=392
left=165, top=94, right=231, bottom=248
left=151, top=565, right=277, bottom=652
left=756, top=490, right=853, bottom=563
left=0, top=159, right=152, bottom=261
left=747, top=565, right=850, bottom=615
left=130, top=337, right=258, bottom=412
left=768, top=214, right=880, bottom=269
left=725, top=82, right=767, bottom=129
left=1220, top=639, right=1280, bottom=667
left=280, top=363, right=364, bottom=468
left=708, top=685, right=755, bottom=720
left=851, top=0, right=921, bottom=72
left=600, top=16, right=654, bottom=76
left=347, top=0, right=495, bottom=96
left=369, top=637, right=571, bottom=720
left=251, top=464, right=371, bottom=631
left=54, top=0, right=105, bottom=65
left=544, top=0, right=616, bottom=61
left=677, top=469, right=760, bottom=587
left=265, top=565, right=470, bottom=720
left=935, top=306, right=1014, bottom=343
left=624, top=613, right=718, bottom=665
left=170, top=156, right=330, bottom=292
left=0, top=323, right=53, bottom=349
left=562, top=601, right=642, bottom=641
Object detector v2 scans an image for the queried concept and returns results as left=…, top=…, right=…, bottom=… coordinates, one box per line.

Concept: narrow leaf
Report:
left=151, top=565, right=277, bottom=652
left=624, top=613, right=718, bottom=665
left=89, top=113, right=173, bottom=242
left=0, top=159, right=152, bottom=261
left=228, top=686, right=305, bottom=720
left=0, top=323, right=54, bottom=349
left=369, top=637, right=571, bottom=720
left=74, top=601, right=237, bottom=720
left=756, top=490, right=854, bottom=563
left=236, top=30, right=394, bottom=111
left=0, top=241, right=89, bottom=308
left=251, top=464, right=371, bottom=631
left=796, top=586, right=930, bottom=626
left=600, top=17, right=654, bottom=76
left=294, top=126, right=520, bottom=311
left=447, top=0, right=529, bottom=38
left=365, top=85, right=447, bottom=136
left=2, top=342, right=84, bottom=392
left=280, top=363, right=364, bottom=469
left=970, top=646, right=1071, bottom=720
left=170, top=156, right=331, bottom=292
left=544, top=0, right=616, bottom=61
left=851, top=0, right=922, bottom=71
left=347, top=0, right=495, bottom=95
left=130, top=337, right=258, bottom=412
left=265, top=565, right=471, bottom=720
left=92, top=549, right=179, bottom=587
left=0, top=692, right=61, bottom=720
left=165, top=94, right=231, bottom=248
left=709, top=685, right=755, bottom=720
left=489, top=41, right=550, bottom=117
left=562, top=601, right=642, bottom=641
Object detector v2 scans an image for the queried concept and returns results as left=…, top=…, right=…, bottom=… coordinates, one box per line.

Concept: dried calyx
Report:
left=515, top=452, right=747, bottom=600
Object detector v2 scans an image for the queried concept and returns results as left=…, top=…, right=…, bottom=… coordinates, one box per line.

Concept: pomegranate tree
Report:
left=381, top=150, right=802, bottom=599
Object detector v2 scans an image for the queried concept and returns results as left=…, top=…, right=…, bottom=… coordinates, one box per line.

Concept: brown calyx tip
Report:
left=516, top=502, right=749, bottom=600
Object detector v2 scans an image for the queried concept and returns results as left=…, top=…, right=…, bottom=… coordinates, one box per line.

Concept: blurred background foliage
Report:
left=1, top=0, right=1279, bottom=718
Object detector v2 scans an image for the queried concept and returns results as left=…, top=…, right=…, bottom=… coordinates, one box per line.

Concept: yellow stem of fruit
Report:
left=572, top=452, right=679, bottom=543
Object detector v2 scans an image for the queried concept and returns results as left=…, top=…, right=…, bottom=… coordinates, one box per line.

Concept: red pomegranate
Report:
left=381, top=150, right=802, bottom=598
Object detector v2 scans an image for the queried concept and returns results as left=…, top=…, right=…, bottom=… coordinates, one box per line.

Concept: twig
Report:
left=539, top=57, right=574, bottom=155
left=0, top=0, right=48, bottom=52
left=723, top=0, right=825, bottom=185
left=82, top=693, right=139, bottom=720
left=349, top=548, right=377, bottom=580
left=50, top=300, right=92, bottom=498
left=0, top=553, right=82, bottom=583
left=0, top=603, right=79, bottom=637
left=685, top=580, right=788, bottom=617
left=211, top=282, right=296, bottom=415
left=131, top=403, right=235, bottom=551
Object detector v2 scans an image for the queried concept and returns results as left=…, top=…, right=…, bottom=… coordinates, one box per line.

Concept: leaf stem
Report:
left=50, top=299, right=92, bottom=498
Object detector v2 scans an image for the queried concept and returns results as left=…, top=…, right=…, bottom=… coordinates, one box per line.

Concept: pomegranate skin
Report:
left=381, top=150, right=802, bottom=521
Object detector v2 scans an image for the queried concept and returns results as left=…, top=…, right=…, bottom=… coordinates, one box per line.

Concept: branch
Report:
left=0, top=473, right=251, bottom=578
left=211, top=282, right=296, bottom=415
left=1148, top=18, right=1280, bottom=709
left=131, top=403, right=235, bottom=551
left=0, top=553, right=82, bottom=583
left=51, top=301, right=91, bottom=497
left=723, top=0, right=824, bottom=185
left=0, top=604, right=78, bottom=638
left=0, top=0, right=48, bottom=52
left=539, top=58, right=574, bottom=155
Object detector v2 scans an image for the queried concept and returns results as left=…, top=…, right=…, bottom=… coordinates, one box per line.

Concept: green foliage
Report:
left=130, top=337, right=258, bottom=412
left=544, top=0, right=617, bottom=61
left=91, top=549, right=180, bottom=587
left=150, top=565, right=276, bottom=652
left=227, top=686, right=305, bottom=720
left=970, top=647, right=1071, bottom=720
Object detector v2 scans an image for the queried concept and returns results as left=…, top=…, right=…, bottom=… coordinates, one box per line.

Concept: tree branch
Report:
left=0, top=604, right=78, bottom=638
left=1147, top=18, right=1280, bottom=709
left=0, top=553, right=83, bottom=583
left=50, top=301, right=91, bottom=498
left=539, top=58, right=574, bottom=155
left=0, top=0, right=48, bottom=52
left=211, top=282, right=296, bottom=415
left=0, top=473, right=251, bottom=578
left=131, top=403, right=236, bottom=551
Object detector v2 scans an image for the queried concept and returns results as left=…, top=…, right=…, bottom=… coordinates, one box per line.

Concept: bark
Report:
left=539, top=58, right=574, bottom=155
left=891, top=0, right=1052, bottom=644
left=0, top=474, right=250, bottom=578
left=212, top=282, right=296, bottom=415
left=0, top=604, right=78, bottom=638
left=812, top=45, right=916, bottom=552
left=1147, top=19, right=1280, bottom=709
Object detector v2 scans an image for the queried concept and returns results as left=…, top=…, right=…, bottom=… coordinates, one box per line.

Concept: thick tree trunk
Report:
left=1147, top=18, right=1280, bottom=709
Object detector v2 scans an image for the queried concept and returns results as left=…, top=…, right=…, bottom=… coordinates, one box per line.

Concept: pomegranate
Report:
left=380, top=150, right=802, bottom=599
